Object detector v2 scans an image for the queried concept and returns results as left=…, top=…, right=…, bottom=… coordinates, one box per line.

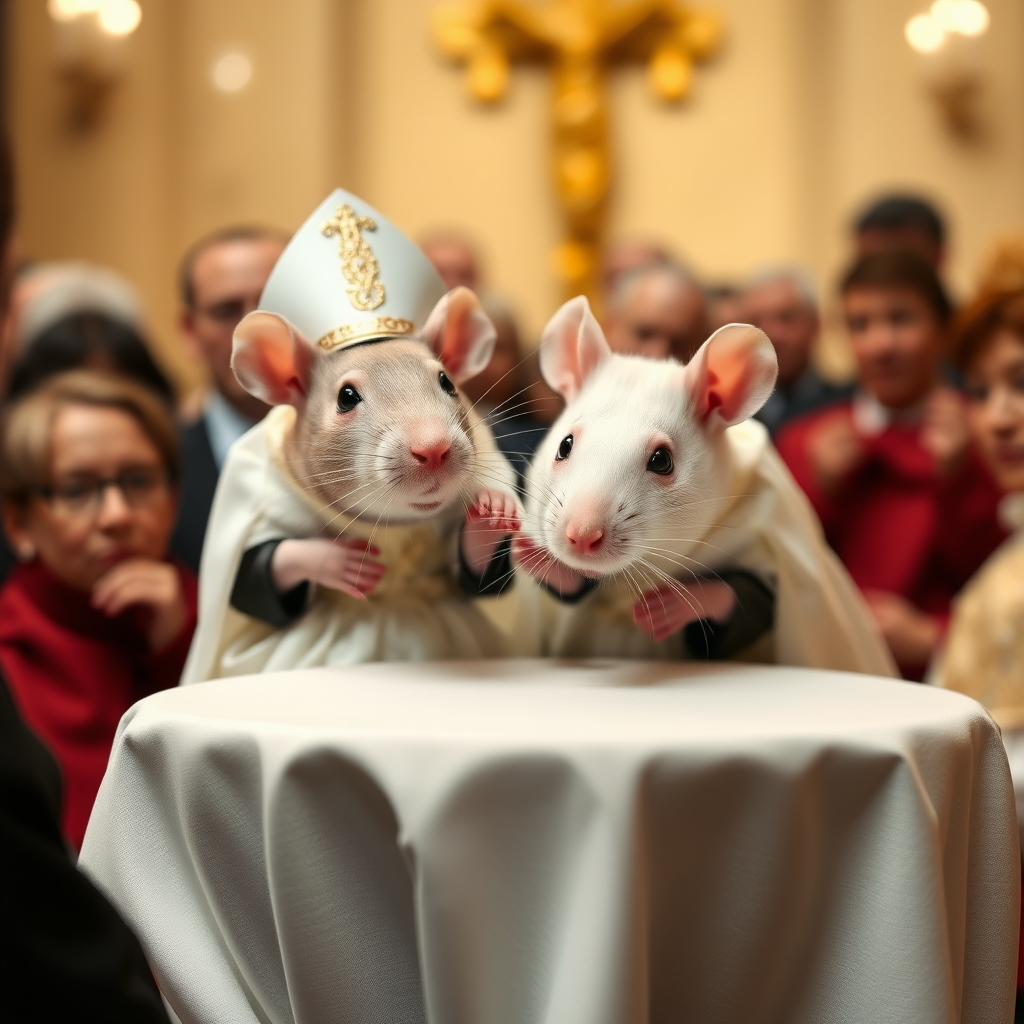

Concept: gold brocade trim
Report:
left=317, top=317, right=416, bottom=352
left=322, top=204, right=386, bottom=311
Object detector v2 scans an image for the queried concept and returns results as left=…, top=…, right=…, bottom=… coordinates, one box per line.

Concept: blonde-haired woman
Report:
left=0, top=371, right=196, bottom=848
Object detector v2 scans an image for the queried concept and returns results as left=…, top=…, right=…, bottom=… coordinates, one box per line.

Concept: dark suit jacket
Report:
left=170, top=418, right=220, bottom=575
left=0, top=674, right=169, bottom=1023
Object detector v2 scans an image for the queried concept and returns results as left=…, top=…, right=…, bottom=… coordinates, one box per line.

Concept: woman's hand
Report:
left=921, top=387, right=971, bottom=478
left=271, top=538, right=386, bottom=602
left=91, top=559, right=188, bottom=652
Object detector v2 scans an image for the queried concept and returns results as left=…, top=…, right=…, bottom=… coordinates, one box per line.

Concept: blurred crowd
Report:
left=6, top=134, right=1024, bottom=1012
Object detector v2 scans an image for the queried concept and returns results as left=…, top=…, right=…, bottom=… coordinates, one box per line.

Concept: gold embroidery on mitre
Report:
left=322, top=204, right=386, bottom=311
left=317, top=317, right=415, bottom=352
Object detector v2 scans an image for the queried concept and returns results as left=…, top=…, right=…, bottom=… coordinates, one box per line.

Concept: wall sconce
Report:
left=47, top=0, right=143, bottom=127
left=905, top=0, right=990, bottom=138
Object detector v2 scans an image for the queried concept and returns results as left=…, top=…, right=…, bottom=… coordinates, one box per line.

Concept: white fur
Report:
left=524, top=299, right=777, bottom=582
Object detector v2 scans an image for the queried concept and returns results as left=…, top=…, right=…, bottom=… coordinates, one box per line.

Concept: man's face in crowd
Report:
left=180, top=237, right=285, bottom=420
left=856, top=226, right=943, bottom=269
left=743, top=278, right=818, bottom=386
left=422, top=239, right=479, bottom=292
left=844, top=285, right=942, bottom=409
left=605, top=272, right=707, bottom=362
left=600, top=241, right=669, bottom=297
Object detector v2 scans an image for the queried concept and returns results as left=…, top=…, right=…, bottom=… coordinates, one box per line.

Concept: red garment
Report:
left=0, top=560, right=197, bottom=848
left=775, top=403, right=1005, bottom=679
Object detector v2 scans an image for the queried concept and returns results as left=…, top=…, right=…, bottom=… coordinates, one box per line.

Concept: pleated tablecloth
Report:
left=79, top=660, right=1019, bottom=1024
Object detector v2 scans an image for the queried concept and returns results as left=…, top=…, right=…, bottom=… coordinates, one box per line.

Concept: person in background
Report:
left=853, top=193, right=947, bottom=269
left=742, top=266, right=850, bottom=435
left=603, top=262, right=708, bottom=362
left=420, top=232, right=482, bottom=291
left=935, top=282, right=1024, bottom=1020
left=173, top=227, right=287, bottom=572
left=0, top=265, right=176, bottom=585
left=3, top=261, right=173, bottom=404
left=0, top=371, right=197, bottom=850
left=466, top=298, right=549, bottom=484
left=0, top=140, right=169, bottom=1021
left=775, top=250, right=1004, bottom=680
left=599, top=238, right=672, bottom=298
left=704, top=283, right=744, bottom=333
left=422, top=232, right=553, bottom=468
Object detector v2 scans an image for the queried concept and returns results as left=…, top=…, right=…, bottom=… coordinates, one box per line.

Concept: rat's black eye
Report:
left=647, top=447, right=674, bottom=475
left=439, top=371, right=458, bottom=397
left=337, top=385, right=362, bottom=413
left=556, top=434, right=574, bottom=461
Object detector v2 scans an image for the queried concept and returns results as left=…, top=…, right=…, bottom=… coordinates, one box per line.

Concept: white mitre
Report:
left=259, top=188, right=447, bottom=352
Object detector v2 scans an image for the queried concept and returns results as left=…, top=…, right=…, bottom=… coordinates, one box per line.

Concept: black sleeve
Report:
left=458, top=535, right=515, bottom=597
left=0, top=676, right=170, bottom=1024
left=683, top=568, right=776, bottom=661
left=541, top=575, right=599, bottom=604
left=230, top=539, right=310, bottom=627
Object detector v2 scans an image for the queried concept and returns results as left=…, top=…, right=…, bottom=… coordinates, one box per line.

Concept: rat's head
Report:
left=525, top=297, right=777, bottom=577
left=232, top=287, right=496, bottom=522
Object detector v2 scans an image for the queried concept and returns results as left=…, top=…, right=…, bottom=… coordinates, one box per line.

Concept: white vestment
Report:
left=182, top=405, right=512, bottom=684
left=516, top=420, right=898, bottom=677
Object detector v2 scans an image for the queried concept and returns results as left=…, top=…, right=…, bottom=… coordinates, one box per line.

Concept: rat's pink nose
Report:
left=410, top=438, right=451, bottom=469
left=566, top=522, right=604, bottom=553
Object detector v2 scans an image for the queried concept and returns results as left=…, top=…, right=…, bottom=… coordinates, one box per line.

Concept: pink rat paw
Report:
left=633, top=581, right=735, bottom=642
left=466, top=488, right=521, bottom=534
left=319, top=538, right=387, bottom=601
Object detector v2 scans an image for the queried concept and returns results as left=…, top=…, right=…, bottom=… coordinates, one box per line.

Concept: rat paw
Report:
left=633, top=581, right=734, bottom=642
left=512, top=536, right=587, bottom=596
left=318, top=538, right=387, bottom=600
left=467, top=488, right=521, bottom=534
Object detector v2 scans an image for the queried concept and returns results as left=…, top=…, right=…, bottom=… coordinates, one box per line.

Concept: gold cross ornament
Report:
left=434, top=0, right=722, bottom=305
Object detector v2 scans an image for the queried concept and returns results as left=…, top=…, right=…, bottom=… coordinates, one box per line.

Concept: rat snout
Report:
left=565, top=521, right=605, bottom=554
left=410, top=437, right=451, bottom=470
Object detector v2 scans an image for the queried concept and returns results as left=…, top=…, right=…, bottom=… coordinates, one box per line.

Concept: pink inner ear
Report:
left=286, top=374, right=306, bottom=398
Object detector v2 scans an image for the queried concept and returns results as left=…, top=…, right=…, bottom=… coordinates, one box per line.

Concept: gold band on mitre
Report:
left=317, top=316, right=416, bottom=352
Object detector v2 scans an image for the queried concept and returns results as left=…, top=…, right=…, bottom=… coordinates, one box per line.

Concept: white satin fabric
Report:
left=80, top=661, right=1018, bottom=1024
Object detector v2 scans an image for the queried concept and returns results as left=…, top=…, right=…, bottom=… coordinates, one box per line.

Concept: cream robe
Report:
left=516, top=419, right=898, bottom=677
left=182, top=405, right=511, bottom=683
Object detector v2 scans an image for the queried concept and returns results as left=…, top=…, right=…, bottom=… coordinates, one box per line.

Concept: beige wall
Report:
left=9, top=0, right=1024, bottom=388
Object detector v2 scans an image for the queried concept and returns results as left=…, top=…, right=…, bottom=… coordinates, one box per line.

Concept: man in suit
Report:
left=171, top=227, right=287, bottom=572
left=742, top=266, right=851, bottom=435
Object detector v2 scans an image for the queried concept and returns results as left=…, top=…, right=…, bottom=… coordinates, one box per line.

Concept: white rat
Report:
left=512, top=296, right=896, bottom=676
left=181, top=287, right=520, bottom=683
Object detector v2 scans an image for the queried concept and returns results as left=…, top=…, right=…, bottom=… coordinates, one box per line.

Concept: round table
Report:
left=79, top=660, right=1019, bottom=1024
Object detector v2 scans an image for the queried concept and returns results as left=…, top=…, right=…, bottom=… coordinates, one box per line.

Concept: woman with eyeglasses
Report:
left=0, top=370, right=196, bottom=849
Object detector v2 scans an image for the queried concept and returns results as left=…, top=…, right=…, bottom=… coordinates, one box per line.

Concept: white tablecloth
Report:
left=79, top=660, right=1019, bottom=1024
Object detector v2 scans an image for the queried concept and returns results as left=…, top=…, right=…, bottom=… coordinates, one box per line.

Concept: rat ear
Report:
left=420, top=287, right=497, bottom=384
left=232, top=311, right=317, bottom=407
left=538, top=296, right=611, bottom=401
left=683, top=323, right=778, bottom=428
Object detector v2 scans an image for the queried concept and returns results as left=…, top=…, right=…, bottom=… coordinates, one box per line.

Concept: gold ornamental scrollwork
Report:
left=317, top=317, right=416, bottom=353
left=322, top=204, right=386, bottom=312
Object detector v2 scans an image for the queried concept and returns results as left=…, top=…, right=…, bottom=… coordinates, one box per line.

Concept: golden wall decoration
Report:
left=433, top=0, right=723, bottom=305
